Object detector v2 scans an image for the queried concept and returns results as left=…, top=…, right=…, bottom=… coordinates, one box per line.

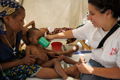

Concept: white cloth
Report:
left=72, top=21, right=120, bottom=68
left=47, top=27, right=55, bottom=33
left=66, top=77, right=74, bottom=80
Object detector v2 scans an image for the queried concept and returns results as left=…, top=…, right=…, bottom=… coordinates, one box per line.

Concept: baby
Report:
left=26, top=28, right=80, bottom=66
left=26, top=27, right=82, bottom=80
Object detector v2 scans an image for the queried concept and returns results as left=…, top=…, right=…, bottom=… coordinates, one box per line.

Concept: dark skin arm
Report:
left=24, top=21, right=35, bottom=28
left=0, top=34, right=35, bottom=70
left=25, top=46, right=31, bottom=56
left=43, top=45, right=79, bottom=57
left=0, top=37, right=35, bottom=70
left=22, top=21, right=36, bottom=45
left=42, top=46, right=59, bottom=58
left=0, top=55, right=36, bottom=70
left=22, top=27, right=30, bottom=45
left=0, top=21, right=36, bottom=70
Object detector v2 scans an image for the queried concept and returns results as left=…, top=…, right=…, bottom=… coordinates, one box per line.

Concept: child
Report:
left=26, top=27, right=82, bottom=80
left=26, top=27, right=80, bottom=66
left=0, top=1, right=80, bottom=79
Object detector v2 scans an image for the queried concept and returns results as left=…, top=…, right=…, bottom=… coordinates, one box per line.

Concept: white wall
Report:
left=23, top=0, right=88, bottom=28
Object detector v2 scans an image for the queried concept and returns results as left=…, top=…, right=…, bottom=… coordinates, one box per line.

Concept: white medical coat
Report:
left=72, top=21, right=120, bottom=68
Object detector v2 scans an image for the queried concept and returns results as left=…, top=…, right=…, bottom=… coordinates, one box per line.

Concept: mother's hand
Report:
left=21, top=55, right=36, bottom=65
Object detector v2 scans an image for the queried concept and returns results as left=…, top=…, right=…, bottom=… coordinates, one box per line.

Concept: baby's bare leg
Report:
left=65, top=64, right=80, bottom=79
left=41, top=58, right=57, bottom=67
left=57, top=55, right=77, bottom=64
left=53, top=59, right=68, bottom=80
left=41, top=58, right=68, bottom=80
left=35, top=63, right=80, bottom=79
left=41, top=55, right=77, bottom=66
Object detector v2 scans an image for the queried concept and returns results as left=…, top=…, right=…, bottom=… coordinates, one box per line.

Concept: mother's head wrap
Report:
left=0, top=0, right=21, bottom=35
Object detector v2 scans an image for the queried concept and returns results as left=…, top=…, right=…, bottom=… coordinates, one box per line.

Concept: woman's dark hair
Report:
left=88, top=0, right=120, bottom=18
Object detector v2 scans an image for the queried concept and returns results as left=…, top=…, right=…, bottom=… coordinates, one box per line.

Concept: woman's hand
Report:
left=21, top=55, right=36, bottom=65
left=76, top=63, right=94, bottom=74
left=45, top=35, right=55, bottom=41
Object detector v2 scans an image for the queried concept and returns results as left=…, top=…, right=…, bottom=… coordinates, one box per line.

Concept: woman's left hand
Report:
left=76, top=63, right=94, bottom=74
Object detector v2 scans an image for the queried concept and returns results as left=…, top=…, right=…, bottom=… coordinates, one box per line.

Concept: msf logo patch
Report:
left=110, top=48, right=116, bottom=55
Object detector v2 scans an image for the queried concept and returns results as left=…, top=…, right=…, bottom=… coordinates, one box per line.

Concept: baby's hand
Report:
left=73, top=45, right=79, bottom=52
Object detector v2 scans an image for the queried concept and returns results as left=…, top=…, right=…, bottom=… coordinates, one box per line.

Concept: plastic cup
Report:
left=38, top=37, right=50, bottom=48
left=51, top=42, right=62, bottom=51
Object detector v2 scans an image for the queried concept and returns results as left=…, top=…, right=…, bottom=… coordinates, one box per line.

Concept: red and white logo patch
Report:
left=110, top=48, right=116, bottom=55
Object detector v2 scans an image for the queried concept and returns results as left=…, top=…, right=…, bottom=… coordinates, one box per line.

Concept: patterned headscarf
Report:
left=0, top=0, right=21, bottom=35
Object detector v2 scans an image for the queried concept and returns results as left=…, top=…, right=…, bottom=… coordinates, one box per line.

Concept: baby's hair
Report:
left=27, top=27, right=40, bottom=39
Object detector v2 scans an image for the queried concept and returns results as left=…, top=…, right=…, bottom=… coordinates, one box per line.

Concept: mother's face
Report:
left=4, top=8, right=25, bottom=32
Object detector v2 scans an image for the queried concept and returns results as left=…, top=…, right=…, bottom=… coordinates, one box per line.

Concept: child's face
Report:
left=30, top=30, right=43, bottom=45
left=5, top=8, right=25, bottom=32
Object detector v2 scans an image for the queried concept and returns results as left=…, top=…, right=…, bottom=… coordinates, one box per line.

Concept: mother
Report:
left=0, top=0, right=80, bottom=80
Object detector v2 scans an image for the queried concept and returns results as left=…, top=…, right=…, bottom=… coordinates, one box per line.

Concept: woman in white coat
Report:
left=46, top=0, right=120, bottom=80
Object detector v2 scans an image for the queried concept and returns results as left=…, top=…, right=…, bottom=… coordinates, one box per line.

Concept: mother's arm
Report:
left=22, top=21, right=36, bottom=45
left=0, top=55, right=35, bottom=70
left=22, top=27, right=30, bottom=45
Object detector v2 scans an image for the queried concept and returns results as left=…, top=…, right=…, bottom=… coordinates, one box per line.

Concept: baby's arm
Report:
left=58, top=45, right=79, bottom=57
left=24, top=21, right=35, bottom=28
left=42, top=46, right=56, bottom=52
left=44, top=45, right=79, bottom=57
left=41, top=46, right=59, bottom=58
left=25, top=46, right=31, bottom=56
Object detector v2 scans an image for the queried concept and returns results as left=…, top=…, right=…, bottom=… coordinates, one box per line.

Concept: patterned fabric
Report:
left=0, top=0, right=21, bottom=35
left=0, top=0, right=21, bottom=17
left=4, top=50, right=42, bottom=79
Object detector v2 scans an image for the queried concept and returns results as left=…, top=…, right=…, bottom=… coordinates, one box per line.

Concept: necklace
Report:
left=3, top=32, right=17, bottom=56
